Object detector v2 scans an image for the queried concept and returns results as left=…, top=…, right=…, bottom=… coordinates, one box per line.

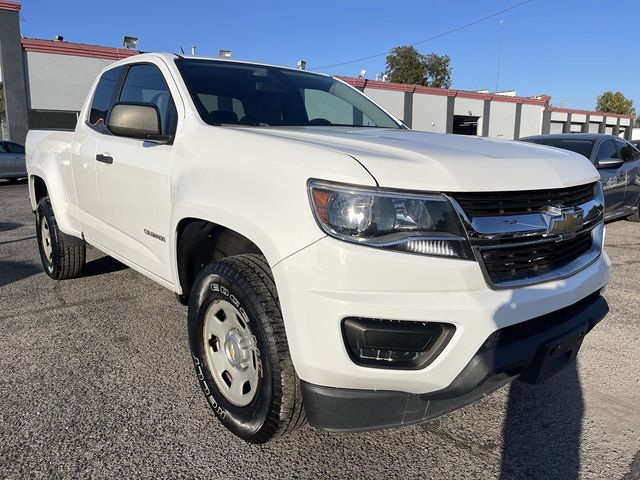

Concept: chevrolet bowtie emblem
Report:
left=545, top=207, right=584, bottom=237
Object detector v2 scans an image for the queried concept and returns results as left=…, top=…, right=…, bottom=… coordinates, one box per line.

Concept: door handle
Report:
left=96, top=154, right=113, bottom=164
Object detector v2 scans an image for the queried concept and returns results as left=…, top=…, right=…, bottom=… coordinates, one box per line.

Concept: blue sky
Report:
left=17, top=0, right=640, bottom=112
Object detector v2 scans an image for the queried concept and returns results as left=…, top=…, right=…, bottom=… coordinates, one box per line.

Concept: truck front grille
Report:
left=450, top=182, right=596, bottom=218
left=479, top=231, right=593, bottom=284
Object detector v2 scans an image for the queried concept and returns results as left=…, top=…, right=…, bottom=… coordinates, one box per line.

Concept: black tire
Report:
left=35, top=197, right=86, bottom=279
left=187, top=254, right=305, bottom=443
left=626, top=203, right=640, bottom=222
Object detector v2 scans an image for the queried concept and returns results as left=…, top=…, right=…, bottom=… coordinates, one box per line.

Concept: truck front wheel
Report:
left=35, top=197, right=86, bottom=279
left=187, top=254, right=306, bottom=443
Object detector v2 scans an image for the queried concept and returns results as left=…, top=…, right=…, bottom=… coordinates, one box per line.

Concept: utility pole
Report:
left=495, top=20, right=504, bottom=92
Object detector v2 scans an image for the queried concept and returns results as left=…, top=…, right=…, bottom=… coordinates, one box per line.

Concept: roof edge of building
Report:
left=21, top=38, right=139, bottom=61
left=549, top=106, right=633, bottom=120
left=336, top=76, right=548, bottom=106
left=337, top=76, right=635, bottom=119
left=0, top=1, right=21, bottom=12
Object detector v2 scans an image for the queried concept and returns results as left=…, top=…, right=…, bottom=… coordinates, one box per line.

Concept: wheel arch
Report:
left=30, top=174, right=49, bottom=210
left=175, top=217, right=267, bottom=297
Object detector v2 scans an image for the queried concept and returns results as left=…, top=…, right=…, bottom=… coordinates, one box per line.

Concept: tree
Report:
left=385, top=46, right=452, bottom=88
left=595, top=91, right=636, bottom=117
left=424, top=53, right=452, bottom=89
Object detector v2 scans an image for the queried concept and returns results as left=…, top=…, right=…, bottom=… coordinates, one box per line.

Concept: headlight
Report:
left=308, top=180, right=472, bottom=259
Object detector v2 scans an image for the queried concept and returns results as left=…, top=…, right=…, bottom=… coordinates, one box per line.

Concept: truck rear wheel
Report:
left=36, top=197, right=86, bottom=279
left=187, top=254, right=305, bottom=443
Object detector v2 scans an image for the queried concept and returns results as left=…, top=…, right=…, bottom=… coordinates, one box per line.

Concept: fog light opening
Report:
left=342, top=317, right=455, bottom=370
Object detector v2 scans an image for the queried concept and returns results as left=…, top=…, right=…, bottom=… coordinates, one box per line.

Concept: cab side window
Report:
left=595, top=140, right=619, bottom=162
left=118, top=64, right=178, bottom=137
left=88, top=66, right=124, bottom=130
left=616, top=140, right=640, bottom=162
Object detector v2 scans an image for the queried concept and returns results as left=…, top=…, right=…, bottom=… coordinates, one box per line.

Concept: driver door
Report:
left=94, top=62, right=179, bottom=282
left=594, top=139, right=626, bottom=215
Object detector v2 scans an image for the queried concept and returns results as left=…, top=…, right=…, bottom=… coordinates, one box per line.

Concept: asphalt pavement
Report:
left=1, top=180, right=639, bottom=479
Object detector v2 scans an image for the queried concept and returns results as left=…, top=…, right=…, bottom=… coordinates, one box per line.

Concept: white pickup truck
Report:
left=26, top=53, right=610, bottom=443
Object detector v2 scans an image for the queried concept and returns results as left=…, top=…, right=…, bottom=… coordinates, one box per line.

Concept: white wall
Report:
left=411, top=94, right=447, bottom=133
left=519, top=104, right=543, bottom=138
left=488, top=101, right=516, bottom=140
left=363, top=88, right=405, bottom=122
left=453, top=97, right=483, bottom=117
left=24, top=51, right=114, bottom=111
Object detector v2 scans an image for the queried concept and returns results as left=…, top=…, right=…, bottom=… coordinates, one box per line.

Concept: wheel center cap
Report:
left=224, top=329, right=251, bottom=369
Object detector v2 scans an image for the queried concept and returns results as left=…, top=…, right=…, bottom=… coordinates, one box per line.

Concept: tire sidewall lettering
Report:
left=192, top=354, right=226, bottom=420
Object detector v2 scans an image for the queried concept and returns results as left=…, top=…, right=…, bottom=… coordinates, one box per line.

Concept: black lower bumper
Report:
left=302, top=292, right=608, bottom=432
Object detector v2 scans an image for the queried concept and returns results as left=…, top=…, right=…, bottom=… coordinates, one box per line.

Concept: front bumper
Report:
left=273, top=236, right=610, bottom=395
left=300, top=292, right=608, bottom=431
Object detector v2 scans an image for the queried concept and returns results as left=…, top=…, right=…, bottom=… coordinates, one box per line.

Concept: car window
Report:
left=119, top=64, right=178, bottom=137
left=595, top=140, right=619, bottom=161
left=0, top=143, right=7, bottom=153
left=616, top=140, right=640, bottom=162
left=175, top=58, right=400, bottom=128
left=5, top=142, right=25, bottom=154
left=196, top=93, right=246, bottom=123
left=88, top=66, right=124, bottom=131
left=303, top=88, right=376, bottom=127
left=523, top=138, right=594, bottom=159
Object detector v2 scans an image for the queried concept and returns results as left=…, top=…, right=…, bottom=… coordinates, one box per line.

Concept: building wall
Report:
left=519, top=104, right=543, bottom=138
left=411, top=94, right=447, bottom=133
left=453, top=97, right=484, bottom=117
left=0, top=4, right=28, bottom=143
left=23, top=51, right=112, bottom=111
left=363, top=88, right=405, bottom=123
left=488, top=101, right=517, bottom=140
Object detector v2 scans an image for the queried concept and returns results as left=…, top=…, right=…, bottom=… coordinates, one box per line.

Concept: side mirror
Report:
left=595, top=158, right=624, bottom=169
left=107, top=103, right=171, bottom=143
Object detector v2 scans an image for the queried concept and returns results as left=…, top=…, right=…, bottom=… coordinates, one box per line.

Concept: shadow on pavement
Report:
left=500, top=362, right=583, bottom=479
left=82, top=256, right=128, bottom=277
left=0, top=222, right=24, bottom=232
left=0, top=259, right=42, bottom=288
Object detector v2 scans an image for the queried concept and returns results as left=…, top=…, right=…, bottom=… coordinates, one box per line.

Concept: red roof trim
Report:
left=21, top=38, right=139, bottom=61
left=0, top=1, right=20, bottom=12
left=549, top=107, right=633, bottom=120
left=337, top=76, right=547, bottom=105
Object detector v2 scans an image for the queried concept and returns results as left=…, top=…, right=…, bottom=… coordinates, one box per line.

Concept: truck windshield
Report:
left=175, top=58, right=401, bottom=129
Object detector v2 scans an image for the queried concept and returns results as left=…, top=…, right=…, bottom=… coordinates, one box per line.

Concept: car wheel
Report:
left=187, top=254, right=305, bottom=443
left=626, top=199, right=640, bottom=222
left=36, top=197, right=86, bottom=279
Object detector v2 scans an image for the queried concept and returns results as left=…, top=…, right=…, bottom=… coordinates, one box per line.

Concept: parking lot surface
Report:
left=1, top=180, right=639, bottom=479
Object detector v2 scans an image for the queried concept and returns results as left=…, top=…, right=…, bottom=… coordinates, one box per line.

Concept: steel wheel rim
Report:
left=40, top=216, right=53, bottom=264
left=203, top=298, right=259, bottom=407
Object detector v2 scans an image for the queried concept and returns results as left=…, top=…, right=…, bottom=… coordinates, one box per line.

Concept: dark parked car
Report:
left=0, top=140, right=26, bottom=181
left=630, top=139, right=640, bottom=150
left=521, top=134, right=640, bottom=221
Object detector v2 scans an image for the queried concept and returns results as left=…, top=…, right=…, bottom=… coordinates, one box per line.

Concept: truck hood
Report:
left=240, top=127, right=599, bottom=192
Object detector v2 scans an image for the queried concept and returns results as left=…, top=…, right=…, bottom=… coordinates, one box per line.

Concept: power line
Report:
left=312, top=0, right=534, bottom=71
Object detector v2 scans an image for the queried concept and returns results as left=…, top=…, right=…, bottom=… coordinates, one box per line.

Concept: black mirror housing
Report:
left=107, top=103, right=163, bottom=140
left=595, top=158, right=624, bottom=170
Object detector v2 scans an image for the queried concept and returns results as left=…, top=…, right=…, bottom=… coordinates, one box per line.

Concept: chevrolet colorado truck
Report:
left=26, top=53, right=610, bottom=443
